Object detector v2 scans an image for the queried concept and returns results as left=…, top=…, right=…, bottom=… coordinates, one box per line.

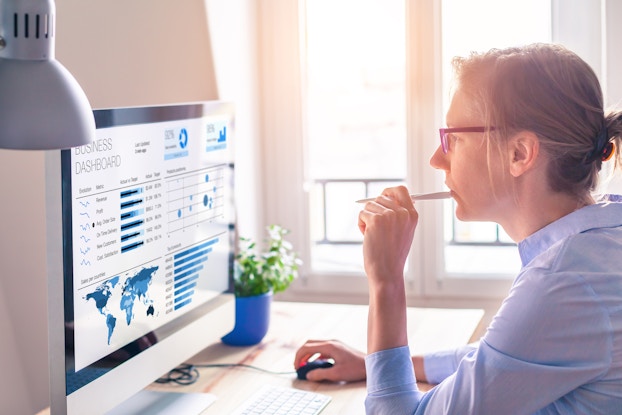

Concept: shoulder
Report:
left=511, top=226, right=622, bottom=317
left=524, top=218, right=622, bottom=277
left=485, top=256, right=616, bottom=364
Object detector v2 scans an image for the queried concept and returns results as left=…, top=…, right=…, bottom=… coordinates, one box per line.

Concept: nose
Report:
left=429, top=145, right=448, bottom=171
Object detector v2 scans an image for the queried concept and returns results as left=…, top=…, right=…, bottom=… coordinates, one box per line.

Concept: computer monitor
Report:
left=45, top=101, right=236, bottom=414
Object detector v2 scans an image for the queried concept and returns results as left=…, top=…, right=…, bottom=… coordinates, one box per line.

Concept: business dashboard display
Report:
left=63, top=103, right=234, bottom=383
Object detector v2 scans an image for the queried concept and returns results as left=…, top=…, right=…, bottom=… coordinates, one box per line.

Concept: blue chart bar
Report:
left=173, top=238, right=219, bottom=261
left=174, top=265, right=204, bottom=282
left=172, top=238, right=219, bottom=311
left=120, top=187, right=145, bottom=253
left=120, top=199, right=143, bottom=209
left=121, top=241, right=144, bottom=253
left=175, top=277, right=198, bottom=293
left=121, top=219, right=144, bottom=231
left=206, top=122, right=228, bottom=152
left=120, top=187, right=144, bottom=199
left=175, top=249, right=212, bottom=272
left=175, top=282, right=197, bottom=302
left=121, top=230, right=143, bottom=242
left=174, top=290, right=195, bottom=310
left=218, top=127, right=227, bottom=142
left=120, top=208, right=144, bottom=221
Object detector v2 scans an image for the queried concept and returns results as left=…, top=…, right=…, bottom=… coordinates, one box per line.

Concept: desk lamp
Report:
left=0, top=0, right=94, bottom=150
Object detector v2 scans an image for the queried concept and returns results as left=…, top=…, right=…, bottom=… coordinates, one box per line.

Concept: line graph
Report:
left=77, top=199, right=93, bottom=268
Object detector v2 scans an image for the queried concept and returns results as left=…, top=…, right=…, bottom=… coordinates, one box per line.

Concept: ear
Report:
left=508, top=131, right=540, bottom=177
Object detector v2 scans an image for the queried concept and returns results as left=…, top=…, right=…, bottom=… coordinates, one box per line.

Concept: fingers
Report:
left=294, top=339, right=338, bottom=368
left=358, top=186, right=416, bottom=235
left=367, top=186, right=415, bottom=210
left=385, top=185, right=415, bottom=208
left=305, top=365, right=340, bottom=382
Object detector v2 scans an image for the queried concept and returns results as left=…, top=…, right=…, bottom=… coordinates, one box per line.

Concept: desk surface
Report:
left=148, top=301, right=484, bottom=414
left=37, top=301, right=483, bottom=415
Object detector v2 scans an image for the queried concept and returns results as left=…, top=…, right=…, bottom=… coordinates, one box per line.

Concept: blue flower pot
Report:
left=221, top=291, right=272, bottom=346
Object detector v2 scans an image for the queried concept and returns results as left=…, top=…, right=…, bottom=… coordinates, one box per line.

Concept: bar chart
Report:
left=119, top=187, right=145, bottom=253
left=164, top=237, right=219, bottom=313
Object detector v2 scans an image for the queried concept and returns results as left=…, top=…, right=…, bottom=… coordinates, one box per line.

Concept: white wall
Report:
left=0, top=152, right=46, bottom=414
left=55, top=0, right=218, bottom=109
left=0, top=1, right=263, bottom=414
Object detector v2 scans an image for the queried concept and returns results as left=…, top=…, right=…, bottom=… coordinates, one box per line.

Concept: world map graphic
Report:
left=84, top=266, right=158, bottom=345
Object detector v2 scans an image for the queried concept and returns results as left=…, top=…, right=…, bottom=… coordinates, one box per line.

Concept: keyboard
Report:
left=231, top=385, right=331, bottom=415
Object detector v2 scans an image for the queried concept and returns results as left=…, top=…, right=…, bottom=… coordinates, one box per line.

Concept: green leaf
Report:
left=232, top=225, right=301, bottom=297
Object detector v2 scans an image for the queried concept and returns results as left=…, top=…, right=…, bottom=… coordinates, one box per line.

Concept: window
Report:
left=304, top=0, right=407, bottom=273
left=259, top=0, right=608, bottom=301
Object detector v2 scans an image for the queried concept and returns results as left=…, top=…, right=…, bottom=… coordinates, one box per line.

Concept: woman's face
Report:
left=430, top=87, right=512, bottom=222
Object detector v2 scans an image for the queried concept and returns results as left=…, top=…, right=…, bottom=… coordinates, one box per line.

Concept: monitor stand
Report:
left=105, top=390, right=217, bottom=415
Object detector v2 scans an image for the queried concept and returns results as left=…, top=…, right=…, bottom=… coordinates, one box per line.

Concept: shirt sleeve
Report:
left=423, top=343, right=478, bottom=384
left=365, top=346, right=426, bottom=415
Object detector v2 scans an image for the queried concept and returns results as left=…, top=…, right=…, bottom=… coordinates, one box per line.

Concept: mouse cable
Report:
left=155, top=363, right=200, bottom=385
left=155, top=362, right=296, bottom=386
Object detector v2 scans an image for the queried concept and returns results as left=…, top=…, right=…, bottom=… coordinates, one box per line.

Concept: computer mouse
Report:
left=296, top=359, right=334, bottom=380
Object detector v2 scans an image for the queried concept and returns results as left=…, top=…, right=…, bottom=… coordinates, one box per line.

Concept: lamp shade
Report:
left=0, top=0, right=95, bottom=150
left=0, top=58, right=95, bottom=149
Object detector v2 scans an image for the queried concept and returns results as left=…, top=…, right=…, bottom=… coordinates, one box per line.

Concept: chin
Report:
left=454, top=205, right=480, bottom=222
left=454, top=209, right=471, bottom=222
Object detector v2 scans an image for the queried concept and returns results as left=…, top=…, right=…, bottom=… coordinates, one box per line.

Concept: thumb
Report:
left=305, top=367, right=333, bottom=382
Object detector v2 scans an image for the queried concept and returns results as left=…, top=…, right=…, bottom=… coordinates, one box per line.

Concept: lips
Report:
left=444, top=184, right=453, bottom=195
left=445, top=187, right=457, bottom=202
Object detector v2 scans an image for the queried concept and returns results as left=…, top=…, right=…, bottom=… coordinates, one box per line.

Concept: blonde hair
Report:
left=452, top=43, right=621, bottom=202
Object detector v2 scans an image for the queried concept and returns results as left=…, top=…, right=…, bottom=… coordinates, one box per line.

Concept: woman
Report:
left=295, top=43, right=622, bottom=414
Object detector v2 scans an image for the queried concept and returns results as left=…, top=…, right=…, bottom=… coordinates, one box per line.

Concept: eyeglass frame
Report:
left=438, top=126, right=495, bottom=154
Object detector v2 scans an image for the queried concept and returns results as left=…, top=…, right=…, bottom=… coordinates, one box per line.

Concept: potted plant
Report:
left=221, top=225, right=301, bottom=346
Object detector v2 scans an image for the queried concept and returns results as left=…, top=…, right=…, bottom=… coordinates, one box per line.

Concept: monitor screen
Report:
left=45, top=102, right=236, bottom=415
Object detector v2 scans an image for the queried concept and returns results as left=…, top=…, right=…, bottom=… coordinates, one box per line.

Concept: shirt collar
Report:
left=518, top=194, right=622, bottom=267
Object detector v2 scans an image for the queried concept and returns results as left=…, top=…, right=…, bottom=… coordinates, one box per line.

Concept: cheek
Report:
left=457, top=164, right=514, bottom=221
left=452, top=158, right=498, bottom=213
left=453, top=156, right=491, bottom=192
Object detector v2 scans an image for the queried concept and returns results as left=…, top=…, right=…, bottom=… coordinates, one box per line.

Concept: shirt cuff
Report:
left=365, top=346, right=422, bottom=414
left=366, top=346, right=417, bottom=394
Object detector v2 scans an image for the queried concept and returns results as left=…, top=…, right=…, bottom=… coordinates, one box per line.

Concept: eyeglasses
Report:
left=438, top=126, right=494, bottom=154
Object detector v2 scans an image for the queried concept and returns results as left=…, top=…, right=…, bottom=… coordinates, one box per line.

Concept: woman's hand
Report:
left=294, top=339, right=367, bottom=382
left=358, top=186, right=418, bottom=289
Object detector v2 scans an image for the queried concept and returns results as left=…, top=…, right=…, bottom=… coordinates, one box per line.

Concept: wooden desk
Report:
left=147, top=301, right=484, bottom=414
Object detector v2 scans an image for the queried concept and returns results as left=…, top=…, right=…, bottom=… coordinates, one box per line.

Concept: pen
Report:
left=355, top=191, right=451, bottom=203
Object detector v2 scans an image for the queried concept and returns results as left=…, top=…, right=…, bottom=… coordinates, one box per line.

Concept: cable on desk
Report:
left=155, top=363, right=200, bottom=385
left=155, top=363, right=296, bottom=386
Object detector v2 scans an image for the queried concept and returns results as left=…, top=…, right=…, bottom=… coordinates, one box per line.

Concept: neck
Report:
left=497, top=184, right=591, bottom=243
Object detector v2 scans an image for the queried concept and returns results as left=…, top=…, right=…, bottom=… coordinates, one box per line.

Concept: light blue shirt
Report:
left=365, top=195, right=622, bottom=414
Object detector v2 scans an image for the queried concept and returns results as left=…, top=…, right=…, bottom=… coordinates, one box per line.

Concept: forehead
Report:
left=445, top=87, right=484, bottom=127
